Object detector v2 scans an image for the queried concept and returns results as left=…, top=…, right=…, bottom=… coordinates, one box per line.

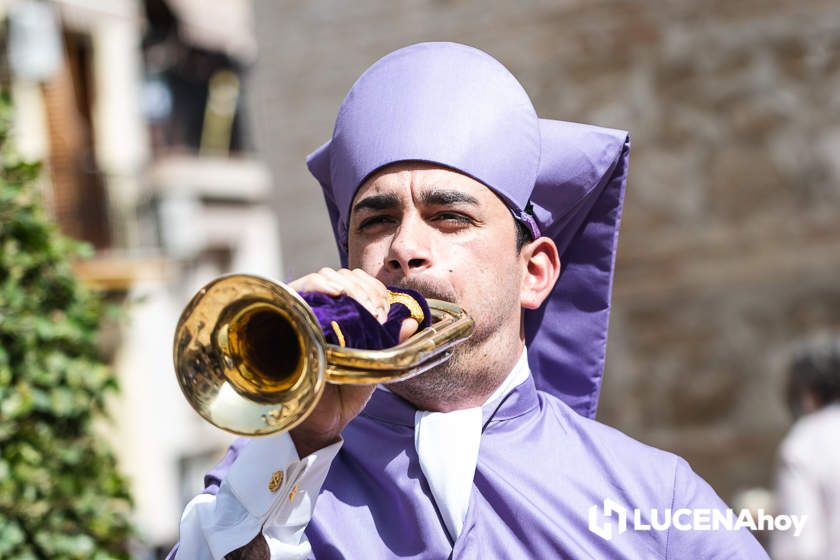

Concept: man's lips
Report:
left=392, top=276, right=458, bottom=304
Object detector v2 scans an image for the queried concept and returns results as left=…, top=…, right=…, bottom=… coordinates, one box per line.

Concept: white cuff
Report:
left=176, top=432, right=342, bottom=560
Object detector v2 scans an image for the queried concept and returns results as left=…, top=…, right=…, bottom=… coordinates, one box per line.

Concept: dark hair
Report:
left=786, top=339, right=840, bottom=416
left=515, top=218, right=532, bottom=252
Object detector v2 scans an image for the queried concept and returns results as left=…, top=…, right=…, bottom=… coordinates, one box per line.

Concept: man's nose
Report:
left=385, top=216, right=433, bottom=274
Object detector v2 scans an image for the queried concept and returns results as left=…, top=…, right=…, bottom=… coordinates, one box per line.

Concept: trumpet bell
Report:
left=174, top=275, right=327, bottom=436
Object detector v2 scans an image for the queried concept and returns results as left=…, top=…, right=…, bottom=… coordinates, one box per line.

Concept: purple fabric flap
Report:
left=301, top=287, right=431, bottom=350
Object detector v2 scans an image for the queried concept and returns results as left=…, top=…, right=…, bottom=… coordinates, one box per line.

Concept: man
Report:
left=172, top=42, right=767, bottom=558
left=772, top=339, right=840, bottom=560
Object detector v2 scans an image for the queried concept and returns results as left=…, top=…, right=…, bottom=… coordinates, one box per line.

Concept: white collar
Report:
left=413, top=348, right=530, bottom=541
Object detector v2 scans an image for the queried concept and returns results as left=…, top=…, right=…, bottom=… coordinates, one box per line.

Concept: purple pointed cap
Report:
left=307, top=42, right=629, bottom=418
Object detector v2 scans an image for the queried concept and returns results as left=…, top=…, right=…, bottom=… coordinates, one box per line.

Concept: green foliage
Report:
left=0, top=93, right=133, bottom=558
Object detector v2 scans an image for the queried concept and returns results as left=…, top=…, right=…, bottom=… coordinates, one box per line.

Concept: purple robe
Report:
left=195, top=378, right=767, bottom=559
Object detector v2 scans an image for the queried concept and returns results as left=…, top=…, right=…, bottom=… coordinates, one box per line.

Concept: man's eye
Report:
left=358, top=216, right=395, bottom=230
left=434, top=212, right=471, bottom=223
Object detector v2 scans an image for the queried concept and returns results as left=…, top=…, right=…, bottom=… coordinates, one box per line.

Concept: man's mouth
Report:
left=393, top=276, right=458, bottom=304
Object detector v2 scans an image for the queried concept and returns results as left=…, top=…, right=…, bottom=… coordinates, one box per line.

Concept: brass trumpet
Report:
left=173, top=274, right=474, bottom=436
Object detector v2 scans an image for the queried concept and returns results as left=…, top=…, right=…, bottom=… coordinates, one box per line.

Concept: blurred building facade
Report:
left=2, top=0, right=276, bottom=556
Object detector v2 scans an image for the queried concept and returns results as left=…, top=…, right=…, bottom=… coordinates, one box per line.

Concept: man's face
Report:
left=346, top=161, right=526, bottom=409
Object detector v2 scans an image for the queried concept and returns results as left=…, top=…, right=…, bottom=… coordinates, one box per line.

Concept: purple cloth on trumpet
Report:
left=300, top=286, right=431, bottom=350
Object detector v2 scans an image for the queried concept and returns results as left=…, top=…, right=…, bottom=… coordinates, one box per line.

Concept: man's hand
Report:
left=287, top=268, right=419, bottom=457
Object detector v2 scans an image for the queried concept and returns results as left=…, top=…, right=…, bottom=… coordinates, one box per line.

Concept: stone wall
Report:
left=246, top=0, right=840, bottom=502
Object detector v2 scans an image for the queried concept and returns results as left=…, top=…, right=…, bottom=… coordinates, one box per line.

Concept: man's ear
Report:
left=519, top=236, right=561, bottom=310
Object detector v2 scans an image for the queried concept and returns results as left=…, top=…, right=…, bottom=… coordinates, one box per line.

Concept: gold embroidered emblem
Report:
left=268, top=470, right=284, bottom=493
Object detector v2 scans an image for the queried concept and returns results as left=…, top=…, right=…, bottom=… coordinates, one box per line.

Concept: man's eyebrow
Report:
left=352, top=193, right=401, bottom=214
left=420, top=189, right=480, bottom=207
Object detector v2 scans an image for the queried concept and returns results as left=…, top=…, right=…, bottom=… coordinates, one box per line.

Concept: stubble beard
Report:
left=386, top=274, right=520, bottom=411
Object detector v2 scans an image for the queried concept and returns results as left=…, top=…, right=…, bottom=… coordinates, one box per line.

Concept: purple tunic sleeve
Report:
left=666, top=458, right=769, bottom=559
left=202, top=438, right=250, bottom=496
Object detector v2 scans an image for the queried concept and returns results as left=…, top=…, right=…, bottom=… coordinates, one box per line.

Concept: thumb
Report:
left=398, top=318, right=419, bottom=343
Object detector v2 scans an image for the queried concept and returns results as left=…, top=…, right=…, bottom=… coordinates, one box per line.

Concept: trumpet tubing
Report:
left=173, top=274, right=473, bottom=436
